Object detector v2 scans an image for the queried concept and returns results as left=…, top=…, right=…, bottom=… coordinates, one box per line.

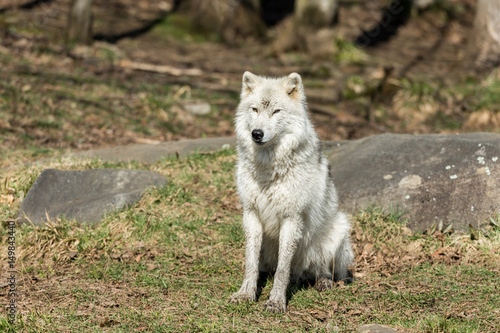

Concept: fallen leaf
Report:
left=134, top=253, right=146, bottom=262
left=432, top=248, right=446, bottom=257
left=67, top=251, right=78, bottom=260
left=0, top=194, right=14, bottom=204
left=310, top=310, right=329, bottom=322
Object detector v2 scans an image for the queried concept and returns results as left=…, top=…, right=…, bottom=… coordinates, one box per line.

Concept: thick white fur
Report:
left=229, top=72, right=354, bottom=313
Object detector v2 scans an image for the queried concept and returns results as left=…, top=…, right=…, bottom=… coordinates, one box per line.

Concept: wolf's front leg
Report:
left=265, top=217, right=302, bottom=313
left=229, top=209, right=263, bottom=304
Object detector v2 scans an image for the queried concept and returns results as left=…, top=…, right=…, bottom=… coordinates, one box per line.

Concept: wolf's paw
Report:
left=228, top=292, right=256, bottom=304
left=264, top=298, right=286, bottom=313
left=314, top=277, right=333, bottom=292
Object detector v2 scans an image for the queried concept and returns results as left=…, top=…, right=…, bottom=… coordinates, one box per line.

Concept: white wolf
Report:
left=229, top=72, right=354, bottom=313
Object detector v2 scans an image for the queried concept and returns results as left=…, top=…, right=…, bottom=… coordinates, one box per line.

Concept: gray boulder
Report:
left=39, top=133, right=499, bottom=231
left=326, top=133, right=500, bottom=231
left=18, top=169, right=167, bottom=226
left=77, top=137, right=236, bottom=164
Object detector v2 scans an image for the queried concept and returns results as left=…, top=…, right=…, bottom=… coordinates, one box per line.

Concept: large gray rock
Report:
left=326, top=133, right=500, bottom=231
left=18, top=169, right=167, bottom=226
left=49, top=133, right=499, bottom=231
left=76, top=137, right=236, bottom=164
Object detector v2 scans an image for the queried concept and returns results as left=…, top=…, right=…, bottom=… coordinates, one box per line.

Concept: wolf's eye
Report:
left=273, top=109, right=281, bottom=115
left=252, top=107, right=258, bottom=113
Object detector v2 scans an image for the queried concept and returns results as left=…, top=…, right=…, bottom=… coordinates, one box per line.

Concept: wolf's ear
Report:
left=284, top=72, right=303, bottom=100
left=242, top=71, right=259, bottom=96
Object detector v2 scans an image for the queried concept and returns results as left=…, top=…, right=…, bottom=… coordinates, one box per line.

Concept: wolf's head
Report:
left=235, top=71, right=312, bottom=149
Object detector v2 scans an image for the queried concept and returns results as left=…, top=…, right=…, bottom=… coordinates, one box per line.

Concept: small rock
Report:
left=180, top=101, right=211, bottom=116
left=17, top=169, right=167, bottom=226
left=356, top=324, right=398, bottom=333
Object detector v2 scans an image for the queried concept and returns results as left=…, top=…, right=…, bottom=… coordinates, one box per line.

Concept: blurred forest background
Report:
left=1, top=0, right=499, bottom=160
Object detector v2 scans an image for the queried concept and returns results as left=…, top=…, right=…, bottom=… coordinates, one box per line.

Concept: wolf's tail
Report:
left=333, top=213, right=355, bottom=283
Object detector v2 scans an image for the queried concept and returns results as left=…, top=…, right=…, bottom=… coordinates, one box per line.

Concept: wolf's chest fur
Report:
left=242, top=156, right=312, bottom=238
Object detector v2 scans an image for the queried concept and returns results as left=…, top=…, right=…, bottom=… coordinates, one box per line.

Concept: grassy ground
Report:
left=1, top=150, right=499, bottom=332
left=0, top=41, right=237, bottom=156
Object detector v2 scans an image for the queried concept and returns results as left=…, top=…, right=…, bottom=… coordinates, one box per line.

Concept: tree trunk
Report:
left=66, top=0, right=94, bottom=45
left=466, top=0, right=500, bottom=72
left=294, top=0, right=338, bottom=28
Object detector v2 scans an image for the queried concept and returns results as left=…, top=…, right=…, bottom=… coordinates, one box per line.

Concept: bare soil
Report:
left=0, top=0, right=488, bottom=154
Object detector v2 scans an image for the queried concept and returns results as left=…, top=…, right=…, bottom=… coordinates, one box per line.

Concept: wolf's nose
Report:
left=252, top=129, right=264, bottom=141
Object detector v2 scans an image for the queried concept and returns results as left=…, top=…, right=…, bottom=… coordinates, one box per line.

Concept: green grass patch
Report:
left=333, top=39, right=368, bottom=65
left=150, top=14, right=221, bottom=43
